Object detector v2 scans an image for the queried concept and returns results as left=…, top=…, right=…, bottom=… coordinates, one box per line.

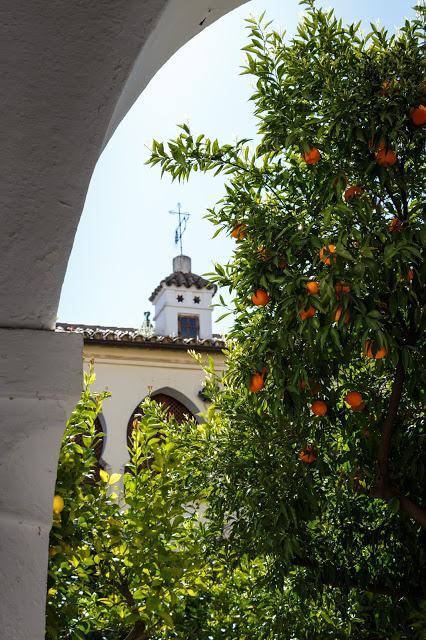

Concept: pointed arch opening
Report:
left=127, top=389, right=198, bottom=448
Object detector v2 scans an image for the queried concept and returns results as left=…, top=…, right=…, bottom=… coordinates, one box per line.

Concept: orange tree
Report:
left=148, top=1, right=426, bottom=635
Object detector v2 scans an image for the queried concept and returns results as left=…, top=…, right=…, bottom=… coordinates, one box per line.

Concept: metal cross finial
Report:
left=169, top=202, right=190, bottom=255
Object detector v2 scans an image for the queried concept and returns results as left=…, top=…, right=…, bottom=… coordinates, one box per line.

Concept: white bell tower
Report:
left=149, top=256, right=216, bottom=339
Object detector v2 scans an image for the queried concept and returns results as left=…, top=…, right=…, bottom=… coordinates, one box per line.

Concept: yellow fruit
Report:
left=53, top=495, right=64, bottom=514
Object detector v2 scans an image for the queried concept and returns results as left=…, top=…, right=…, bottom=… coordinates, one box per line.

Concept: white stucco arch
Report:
left=0, top=0, right=247, bottom=331
left=0, top=2, right=246, bottom=637
left=126, top=387, right=202, bottom=451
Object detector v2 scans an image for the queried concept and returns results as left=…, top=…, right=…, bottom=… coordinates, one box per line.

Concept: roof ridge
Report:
left=55, top=323, right=226, bottom=352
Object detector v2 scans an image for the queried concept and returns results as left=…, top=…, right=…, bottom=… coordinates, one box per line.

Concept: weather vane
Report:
left=169, top=202, right=190, bottom=255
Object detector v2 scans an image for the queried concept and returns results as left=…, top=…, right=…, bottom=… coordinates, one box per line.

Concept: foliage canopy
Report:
left=148, top=1, right=426, bottom=636
left=45, top=3, right=426, bottom=638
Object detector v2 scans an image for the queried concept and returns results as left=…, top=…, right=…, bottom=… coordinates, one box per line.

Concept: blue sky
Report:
left=58, top=0, right=416, bottom=333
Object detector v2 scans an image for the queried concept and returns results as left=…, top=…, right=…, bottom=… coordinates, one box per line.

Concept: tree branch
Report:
left=371, top=356, right=426, bottom=529
left=292, top=557, right=417, bottom=598
left=398, top=159, right=409, bottom=221
left=384, top=183, right=402, bottom=218
left=374, top=357, right=404, bottom=491
left=398, top=495, right=426, bottom=529
left=123, top=620, right=149, bottom=640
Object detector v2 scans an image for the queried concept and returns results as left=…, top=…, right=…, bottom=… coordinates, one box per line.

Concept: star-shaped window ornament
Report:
left=177, top=294, right=184, bottom=303
left=193, top=296, right=201, bottom=304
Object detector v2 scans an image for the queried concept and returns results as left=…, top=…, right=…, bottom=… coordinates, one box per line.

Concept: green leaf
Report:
left=99, top=469, right=109, bottom=483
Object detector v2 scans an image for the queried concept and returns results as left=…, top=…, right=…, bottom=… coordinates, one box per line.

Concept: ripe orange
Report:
left=53, top=495, right=64, bottom=514
left=306, top=281, right=320, bottom=295
left=319, top=244, right=337, bottom=266
left=345, top=391, right=363, bottom=409
left=252, top=289, right=269, bottom=306
left=231, top=223, right=247, bottom=240
left=303, top=148, right=321, bottom=165
left=249, top=368, right=267, bottom=393
left=389, top=217, right=403, bottom=233
left=364, top=340, right=388, bottom=359
left=335, top=281, right=350, bottom=295
left=376, top=142, right=397, bottom=167
left=299, top=305, right=316, bottom=320
left=344, top=185, right=363, bottom=202
left=311, top=400, right=328, bottom=416
left=352, top=402, right=366, bottom=412
left=335, top=305, right=350, bottom=324
left=410, top=104, right=426, bottom=126
left=407, top=268, right=414, bottom=281
left=299, top=446, right=317, bottom=464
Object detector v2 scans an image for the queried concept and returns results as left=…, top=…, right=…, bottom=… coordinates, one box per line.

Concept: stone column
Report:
left=0, top=329, right=82, bottom=640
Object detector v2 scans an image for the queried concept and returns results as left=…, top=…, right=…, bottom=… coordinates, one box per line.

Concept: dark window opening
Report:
left=127, top=394, right=195, bottom=448
left=178, top=314, right=199, bottom=338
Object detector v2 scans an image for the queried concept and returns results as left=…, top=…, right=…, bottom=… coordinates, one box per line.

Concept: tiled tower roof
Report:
left=149, top=270, right=216, bottom=302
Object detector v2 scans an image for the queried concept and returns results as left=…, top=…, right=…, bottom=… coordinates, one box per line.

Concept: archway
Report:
left=0, top=2, right=248, bottom=638
left=127, top=390, right=197, bottom=447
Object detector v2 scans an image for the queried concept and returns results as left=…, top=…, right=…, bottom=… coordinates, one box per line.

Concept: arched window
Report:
left=127, top=393, right=195, bottom=448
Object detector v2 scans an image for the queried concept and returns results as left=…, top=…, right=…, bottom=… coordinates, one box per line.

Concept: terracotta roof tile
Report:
left=149, top=270, right=217, bottom=302
left=56, top=323, right=225, bottom=353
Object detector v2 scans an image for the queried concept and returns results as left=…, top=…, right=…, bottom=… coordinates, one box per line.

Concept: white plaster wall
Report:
left=153, top=286, right=214, bottom=338
left=0, top=0, right=247, bottom=331
left=0, top=329, right=83, bottom=639
left=84, top=344, right=224, bottom=474
left=0, top=2, right=248, bottom=637
left=103, top=0, right=247, bottom=146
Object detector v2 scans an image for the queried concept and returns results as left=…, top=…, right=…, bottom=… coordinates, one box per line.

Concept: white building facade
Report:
left=57, top=255, right=225, bottom=475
